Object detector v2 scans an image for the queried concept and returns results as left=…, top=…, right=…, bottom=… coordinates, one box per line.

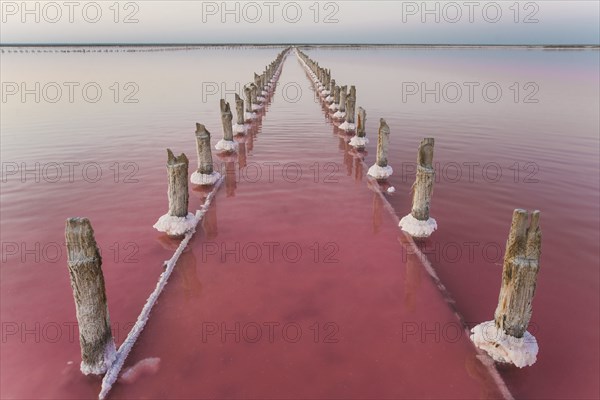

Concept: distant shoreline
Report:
left=1, top=43, right=598, bottom=49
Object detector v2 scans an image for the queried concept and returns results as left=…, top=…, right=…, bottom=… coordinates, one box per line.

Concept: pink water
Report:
left=1, top=46, right=598, bottom=399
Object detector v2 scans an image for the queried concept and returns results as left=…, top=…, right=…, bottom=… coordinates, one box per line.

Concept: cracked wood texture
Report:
left=411, top=138, right=435, bottom=221
left=244, top=86, right=252, bottom=113
left=220, top=99, right=233, bottom=141
left=357, top=107, right=366, bottom=137
left=166, top=149, right=189, bottom=218
left=494, top=209, right=542, bottom=338
left=345, top=86, right=356, bottom=124
left=65, top=217, right=114, bottom=374
left=235, top=93, right=244, bottom=125
left=375, top=119, right=390, bottom=168
left=195, top=123, right=214, bottom=175
left=339, top=85, right=347, bottom=113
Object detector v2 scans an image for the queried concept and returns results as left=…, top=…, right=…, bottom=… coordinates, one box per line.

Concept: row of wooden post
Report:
left=294, top=47, right=542, bottom=368
left=65, top=48, right=291, bottom=377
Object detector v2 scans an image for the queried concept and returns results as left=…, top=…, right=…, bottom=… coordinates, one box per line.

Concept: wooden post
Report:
left=357, top=107, right=366, bottom=137
left=251, top=84, right=259, bottom=106
left=349, top=85, right=356, bottom=102
left=195, top=123, right=214, bottom=175
left=345, top=93, right=356, bottom=124
left=411, top=138, right=435, bottom=221
left=470, top=209, right=541, bottom=367
left=399, top=138, right=437, bottom=237
left=220, top=99, right=233, bottom=141
left=333, top=85, right=340, bottom=105
left=367, top=119, right=393, bottom=180
left=190, top=123, right=221, bottom=186
left=327, top=79, right=336, bottom=102
left=376, top=119, right=390, bottom=168
left=244, top=86, right=253, bottom=114
left=235, top=93, right=244, bottom=126
left=65, top=217, right=116, bottom=375
left=166, top=149, right=189, bottom=218
left=338, top=85, right=347, bottom=113
left=154, top=150, right=195, bottom=236
left=494, top=209, right=542, bottom=338
left=254, top=73, right=261, bottom=90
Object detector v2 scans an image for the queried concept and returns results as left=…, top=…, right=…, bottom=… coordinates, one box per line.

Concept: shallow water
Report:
left=1, top=46, right=598, bottom=399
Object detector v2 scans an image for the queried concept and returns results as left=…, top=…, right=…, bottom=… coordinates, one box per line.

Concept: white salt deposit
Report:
left=333, top=110, right=346, bottom=119
left=338, top=121, right=356, bottom=131
left=387, top=186, right=396, bottom=194
left=215, top=139, right=239, bottom=153
left=367, top=164, right=393, bottom=180
left=190, top=171, right=221, bottom=186
left=232, top=123, right=247, bottom=134
left=153, top=213, right=196, bottom=236
left=470, top=320, right=538, bottom=368
left=257, top=96, right=266, bottom=102
left=245, top=112, right=257, bottom=120
left=399, top=213, right=438, bottom=238
left=329, top=103, right=339, bottom=111
left=349, top=136, right=369, bottom=148
left=251, top=103, right=263, bottom=111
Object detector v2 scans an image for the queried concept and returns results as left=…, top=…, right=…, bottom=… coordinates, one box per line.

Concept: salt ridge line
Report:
left=294, top=47, right=515, bottom=400
left=98, top=176, right=224, bottom=400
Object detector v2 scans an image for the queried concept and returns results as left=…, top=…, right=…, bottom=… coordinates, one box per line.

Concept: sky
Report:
left=1, top=0, right=599, bottom=45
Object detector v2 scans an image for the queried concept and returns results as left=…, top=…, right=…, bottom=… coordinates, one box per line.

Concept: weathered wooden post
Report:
left=251, top=84, right=262, bottom=109
left=367, top=119, right=393, bottom=180
left=349, top=107, right=369, bottom=149
left=325, top=79, right=336, bottom=103
left=233, top=93, right=247, bottom=134
left=254, top=73, right=261, bottom=93
left=321, top=70, right=330, bottom=96
left=65, top=217, right=116, bottom=375
left=153, top=149, right=196, bottom=236
left=334, top=85, right=347, bottom=119
left=244, top=86, right=256, bottom=120
left=339, top=86, right=356, bottom=131
left=191, top=123, right=221, bottom=185
left=261, top=72, right=268, bottom=95
left=329, top=85, right=340, bottom=111
left=399, top=138, right=437, bottom=237
left=215, top=99, right=238, bottom=153
left=471, top=209, right=542, bottom=368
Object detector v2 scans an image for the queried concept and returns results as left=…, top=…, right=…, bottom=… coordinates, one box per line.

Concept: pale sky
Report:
left=1, top=0, right=599, bottom=45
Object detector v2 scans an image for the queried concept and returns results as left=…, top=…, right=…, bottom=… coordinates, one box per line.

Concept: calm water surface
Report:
left=1, top=46, right=598, bottom=399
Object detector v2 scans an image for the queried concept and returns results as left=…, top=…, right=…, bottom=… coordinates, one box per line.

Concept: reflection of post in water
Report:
left=399, top=235, right=423, bottom=313
left=464, top=354, right=504, bottom=400
left=225, top=161, right=237, bottom=197
left=202, top=197, right=218, bottom=240
left=371, top=191, right=383, bottom=234
left=237, top=141, right=247, bottom=169
left=338, top=134, right=345, bottom=150
left=354, top=157, right=363, bottom=182
left=246, top=128, right=255, bottom=154
left=174, top=246, right=202, bottom=300
left=339, top=136, right=353, bottom=176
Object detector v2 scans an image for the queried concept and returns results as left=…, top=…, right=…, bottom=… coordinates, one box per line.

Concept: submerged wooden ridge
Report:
left=62, top=46, right=546, bottom=399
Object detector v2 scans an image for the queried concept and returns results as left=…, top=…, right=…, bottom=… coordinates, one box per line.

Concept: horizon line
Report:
left=1, top=43, right=599, bottom=48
